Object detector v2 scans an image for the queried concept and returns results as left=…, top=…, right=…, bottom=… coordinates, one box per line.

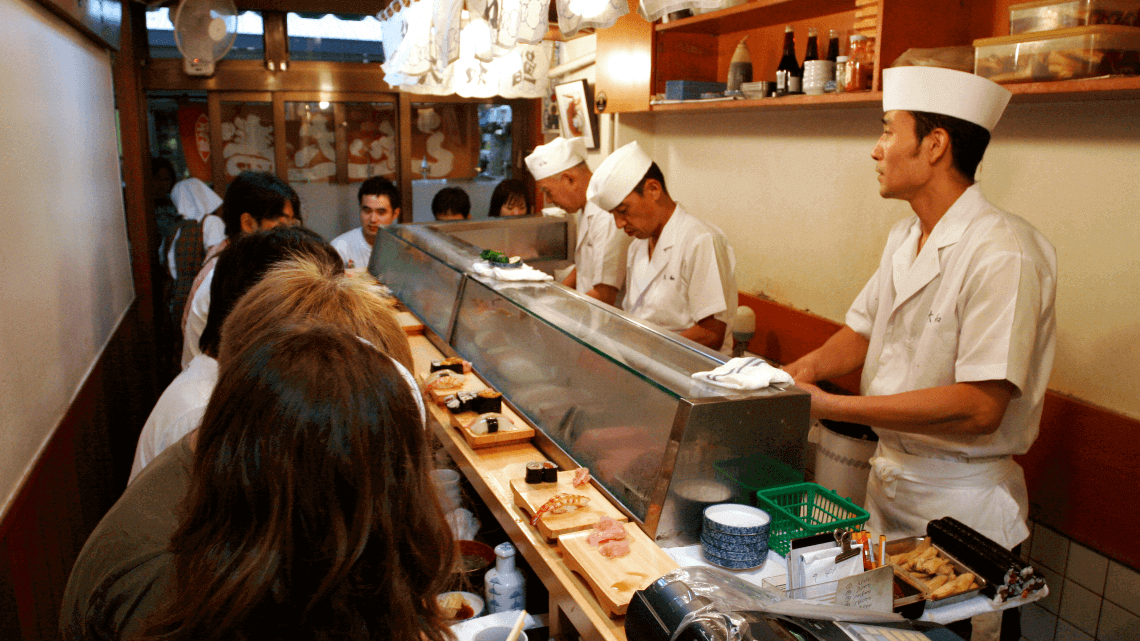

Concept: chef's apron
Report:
left=865, top=443, right=1030, bottom=550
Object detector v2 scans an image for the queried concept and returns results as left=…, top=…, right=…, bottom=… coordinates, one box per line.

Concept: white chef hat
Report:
left=883, top=66, right=1012, bottom=132
left=586, top=141, right=654, bottom=211
left=525, top=137, right=588, bottom=181
left=170, top=177, right=223, bottom=222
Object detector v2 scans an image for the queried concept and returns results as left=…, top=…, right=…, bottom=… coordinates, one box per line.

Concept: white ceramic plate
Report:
left=438, top=591, right=485, bottom=621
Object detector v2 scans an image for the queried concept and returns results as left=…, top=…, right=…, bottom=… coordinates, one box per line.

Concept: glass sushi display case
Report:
left=372, top=219, right=811, bottom=546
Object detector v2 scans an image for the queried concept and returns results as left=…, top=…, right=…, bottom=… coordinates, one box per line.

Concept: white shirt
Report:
left=129, top=353, right=218, bottom=483
left=331, top=227, right=375, bottom=271
left=181, top=266, right=212, bottom=369
left=574, top=202, right=631, bottom=303
left=623, top=204, right=738, bottom=350
left=202, top=214, right=226, bottom=250
left=847, top=184, right=1057, bottom=460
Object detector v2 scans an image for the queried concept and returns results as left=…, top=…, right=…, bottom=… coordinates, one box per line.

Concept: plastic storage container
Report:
left=1009, top=0, right=1139, bottom=34
left=713, top=452, right=802, bottom=505
left=974, top=25, right=1140, bottom=83
left=755, top=482, right=869, bottom=556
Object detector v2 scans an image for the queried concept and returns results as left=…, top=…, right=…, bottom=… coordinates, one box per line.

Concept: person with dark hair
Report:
left=431, top=186, right=470, bottom=221
left=487, top=178, right=533, bottom=218
left=129, top=227, right=343, bottom=483
left=62, top=324, right=455, bottom=641
left=526, top=137, right=630, bottom=306
left=784, top=67, right=1056, bottom=641
left=180, top=171, right=300, bottom=368
left=586, top=141, right=737, bottom=351
left=332, top=176, right=401, bottom=270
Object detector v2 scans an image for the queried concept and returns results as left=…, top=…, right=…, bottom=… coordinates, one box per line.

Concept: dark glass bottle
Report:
left=826, top=29, right=840, bottom=62
left=775, top=25, right=802, bottom=96
left=804, top=27, right=819, bottom=62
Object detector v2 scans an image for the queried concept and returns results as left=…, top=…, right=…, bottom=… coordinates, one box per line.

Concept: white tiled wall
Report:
left=1020, top=521, right=1140, bottom=641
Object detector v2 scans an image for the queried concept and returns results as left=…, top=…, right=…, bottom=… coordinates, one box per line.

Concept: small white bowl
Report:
left=438, top=591, right=485, bottom=621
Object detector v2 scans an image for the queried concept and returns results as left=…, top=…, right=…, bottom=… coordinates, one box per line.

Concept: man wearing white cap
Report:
left=785, top=67, right=1056, bottom=641
left=525, top=137, right=630, bottom=305
left=587, top=141, right=737, bottom=351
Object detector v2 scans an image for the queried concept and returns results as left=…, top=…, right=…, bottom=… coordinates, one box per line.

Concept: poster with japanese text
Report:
left=219, top=101, right=275, bottom=187
left=177, top=104, right=212, bottom=182
left=410, top=103, right=478, bottom=179
left=285, top=102, right=335, bottom=183
left=345, top=103, right=398, bottom=183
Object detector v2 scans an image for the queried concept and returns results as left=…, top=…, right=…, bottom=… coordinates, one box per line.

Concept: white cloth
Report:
left=331, top=227, right=374, bottom=270
left=574, top=202, right=630, bottom=300
left=692, top=357, right=793, bottom=390
left=129, top=354, right=218, bottom=484
left=555, top=0, right=628, bottom=39
left=623, top=204, right=737, bottom=350
left=586, top=141, right=653, bottom=212
left=846, top=184, right=1056, bottom=548
left=202, top=214, right=225, bottom=249
left=181, top=266, right=213, bottom=369
left=637, top=0, right=725, bottom=22
left=471, top=261, right=553, bottom=281
left=169, top=178, right=222, bottom=222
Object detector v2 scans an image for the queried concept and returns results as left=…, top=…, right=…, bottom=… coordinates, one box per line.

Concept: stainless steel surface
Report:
left=374, top=220, right=812, bottom=544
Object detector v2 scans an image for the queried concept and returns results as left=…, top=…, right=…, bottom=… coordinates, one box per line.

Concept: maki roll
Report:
left=445, top=391, right=479, bottom=414
left=430, top=357, right=466, bottom=374
left=471, top=390, right=502, bottom=415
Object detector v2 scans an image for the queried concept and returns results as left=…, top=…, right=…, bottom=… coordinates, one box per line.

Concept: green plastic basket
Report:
left=756, top=482, right=870, bottom=556
left=713, top=453, right=803, bottom=506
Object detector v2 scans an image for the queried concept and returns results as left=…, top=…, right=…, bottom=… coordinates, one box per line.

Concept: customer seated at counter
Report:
left=128, top=226, right=343, bottom=484
left=431, top=186, right=471, bottom=221
left=181, top=171, right=301, bottom=368
left=61, top=324, right=455, bottom=641
left=525, top=136, right=630, bottom=306
left=487, top=178, right=533, bottom=218
left=586, top=141, right=738, bottom=351
left=332, top=176, right=401, bottom=270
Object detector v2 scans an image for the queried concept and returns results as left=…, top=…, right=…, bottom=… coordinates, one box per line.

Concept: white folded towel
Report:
left=170, top=178, right=223, bottom=222
left=691, top=357, right=794, bottom=390
left=471, top=261, right=553, bottom=282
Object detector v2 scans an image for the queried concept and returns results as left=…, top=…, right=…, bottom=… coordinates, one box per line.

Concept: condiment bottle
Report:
left=775, top=26, right=802, bottom=96
left=726, top=36, right=753, bottom=93
left=484, top=542, right=525, bottom=613
left=844, top=34, right=874, bottom=92
left=833, top=55, right=848, bottom=93
left=826, top=29, right=840, bottom=62
left=804, top=27, right=819, bottom=63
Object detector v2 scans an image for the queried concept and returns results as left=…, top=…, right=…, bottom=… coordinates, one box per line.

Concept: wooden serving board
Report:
left=558, top=522, right=678, bottom=617
left=396, top=310, right=424, bottom=336
left=449, top=404, right=535, bottom=450
left=422, top=373, right=485, bottom=406
left=511, top=471, right=628, bottom=541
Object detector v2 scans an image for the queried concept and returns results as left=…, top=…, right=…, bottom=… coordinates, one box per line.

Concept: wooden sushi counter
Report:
left=412, top=333, right=658, bottom=641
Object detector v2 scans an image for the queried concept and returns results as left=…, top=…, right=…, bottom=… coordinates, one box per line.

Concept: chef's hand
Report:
left=792, top=379, right=835, bottom=420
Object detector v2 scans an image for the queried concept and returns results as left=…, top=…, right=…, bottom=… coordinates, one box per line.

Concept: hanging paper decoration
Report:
left=556, top=0, right=627, bottom=39
left=637, top=0, right=724, bottom=22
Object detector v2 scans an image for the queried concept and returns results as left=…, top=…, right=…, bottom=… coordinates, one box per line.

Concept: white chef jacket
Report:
left=129, top=353, right=218, bottom=484
left=331, top=226, right=375, bottom=271
left=623, top=204, right=738, bottom=350
left=574, top=202, right=631, bottom=303
left=846, top=184, right=1056, bottom=548
left=181, top=266, right=212, bottom=369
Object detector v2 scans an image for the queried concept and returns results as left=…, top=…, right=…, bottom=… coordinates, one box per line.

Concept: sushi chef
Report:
left=587, top=141, right=737, bottom=351
left=525, top=137, right=630, bottom=306
left=784, top=67, right=1056, bottom=641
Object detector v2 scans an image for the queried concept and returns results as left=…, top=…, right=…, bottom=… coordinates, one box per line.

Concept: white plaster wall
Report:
left=0, top=0, right=134, bottom=517
left=614, top=99, right=1140, bottom=420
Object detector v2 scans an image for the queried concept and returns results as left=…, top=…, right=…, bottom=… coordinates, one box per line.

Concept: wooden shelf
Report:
left=655, top=0, right=856, bottom=35
left=1005, top=75, right=1140, bottom=102
left=650, top=90, right=879, bottom=112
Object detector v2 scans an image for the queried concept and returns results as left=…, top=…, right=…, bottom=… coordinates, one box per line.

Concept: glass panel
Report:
left=451, top=278, right=679, bottom=520
left=146, top=8, right=264, bottom=60
left=219, top=100, right=275, bottom=190
left=286, top=13, right=385, bottom=63
left=284, top=102, right=336, bottom=183
left=147, top=93, right=211, bottom=184
left=344, top=102, right=398, bottom=182
left=478, top=104, right=513, bottom=179
left=373, top=230, right=464, bottom=339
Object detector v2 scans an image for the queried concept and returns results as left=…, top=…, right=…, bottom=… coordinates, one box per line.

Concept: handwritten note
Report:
left=835, top=566, right=895, bottom=612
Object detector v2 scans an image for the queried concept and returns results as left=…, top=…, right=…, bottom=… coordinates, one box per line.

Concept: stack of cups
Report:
left=803, top=60, right=836, bottom=95
left=432, top=468, right=463, bottom=512
left=700, top=504, right=771, bottom=570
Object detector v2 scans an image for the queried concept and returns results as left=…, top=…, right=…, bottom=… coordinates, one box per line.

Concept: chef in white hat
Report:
left=586, top=141, right=737, bottom=351
left=784, top=67, right=1056, bottom=641
left=525, top=137, right=630, bottom=305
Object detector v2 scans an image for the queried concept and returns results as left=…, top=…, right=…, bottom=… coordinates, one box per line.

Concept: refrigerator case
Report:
left=374, top=219, right=811, bottom=546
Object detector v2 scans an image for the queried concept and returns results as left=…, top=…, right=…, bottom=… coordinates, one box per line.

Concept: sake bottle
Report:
left=484, top=542, right=525, bottom=613
left=775, top=26, right=802, bottom=96
left=726, top=36, right=752, bottom=93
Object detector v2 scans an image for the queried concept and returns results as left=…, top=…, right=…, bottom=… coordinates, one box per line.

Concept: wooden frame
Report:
left=553, top=79, right=597, bottom=148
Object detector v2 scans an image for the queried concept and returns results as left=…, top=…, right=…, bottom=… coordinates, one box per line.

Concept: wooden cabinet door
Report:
left=594, top=0, right=654, bottom=113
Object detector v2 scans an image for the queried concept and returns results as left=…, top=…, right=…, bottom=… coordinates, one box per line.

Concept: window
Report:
left=286, top=13, right=385, bottom=63
left=146, top=8, right=264, bottom=61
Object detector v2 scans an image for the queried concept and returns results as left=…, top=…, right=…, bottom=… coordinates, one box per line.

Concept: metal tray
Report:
left=885, top=536, right=988, bottom=607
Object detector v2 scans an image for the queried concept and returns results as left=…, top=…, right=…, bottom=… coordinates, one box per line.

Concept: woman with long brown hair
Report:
left=61, top=324, right=456, bottom=641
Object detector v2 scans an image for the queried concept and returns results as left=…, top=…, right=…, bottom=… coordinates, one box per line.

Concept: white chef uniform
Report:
left=846, top=184, right=1057, bottom=549
left=331, top=226, right=374, bottom=270
left=574, top=201, right=631, bottom=302
left=623, top=204, right=738, bottom=352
